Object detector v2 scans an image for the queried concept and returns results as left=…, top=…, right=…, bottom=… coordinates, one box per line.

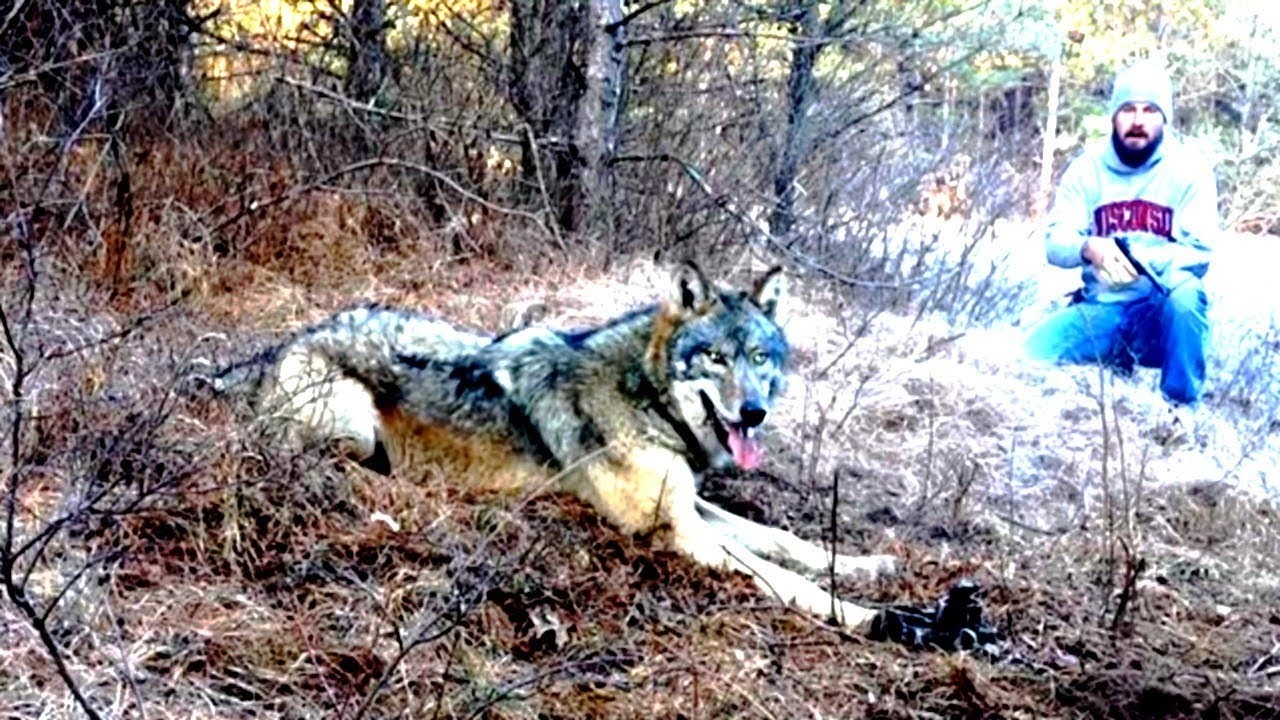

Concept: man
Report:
left=1025, top=61, right=1219, bottom=441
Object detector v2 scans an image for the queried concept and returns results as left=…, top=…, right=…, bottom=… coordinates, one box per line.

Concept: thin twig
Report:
left=827, top=468, right=841, bottom=621
left=519, top=123, right=566, bottom=251
left=208, top=157, right=557, bottom=249
left=615, top=152, right=948, bottom=291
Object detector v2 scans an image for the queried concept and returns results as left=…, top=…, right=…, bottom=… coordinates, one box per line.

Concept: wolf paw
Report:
left=869, top=579, right=1000, bottom=654
left=832, top=553, right=899, bottom=578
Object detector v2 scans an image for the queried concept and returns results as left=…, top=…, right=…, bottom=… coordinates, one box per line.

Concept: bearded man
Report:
left=1025, top=61, right=1220, bottom=443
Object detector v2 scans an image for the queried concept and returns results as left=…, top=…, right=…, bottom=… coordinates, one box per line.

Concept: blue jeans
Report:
left=1024, top=280, right=1209, bottom=405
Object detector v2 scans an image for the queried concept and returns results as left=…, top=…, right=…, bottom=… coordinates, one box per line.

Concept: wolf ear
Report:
left=751, top=266, right=785, bottom=319
left=675, top=261, right=716, bottom=314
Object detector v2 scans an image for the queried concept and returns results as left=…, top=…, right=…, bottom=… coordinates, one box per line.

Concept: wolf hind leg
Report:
left=270, top=349, right=382, bottom=464
left=694, top=497, right=898, bottom=579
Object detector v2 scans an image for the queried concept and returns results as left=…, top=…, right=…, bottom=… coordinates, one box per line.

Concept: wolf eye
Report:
left=704, top=349, right=727, bottom=366
left=749, top=350, right=769, bottom=366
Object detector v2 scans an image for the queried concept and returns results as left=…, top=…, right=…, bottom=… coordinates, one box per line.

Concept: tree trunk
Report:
left=580, top=0, right=626, bottom=234
left=770, top=5, right=823, bottom=239
left=507, top=0, right=593, bottom=234
left=1036, top=50, right=1063, bottom=218
left=346, top=0, right=389, bottom=104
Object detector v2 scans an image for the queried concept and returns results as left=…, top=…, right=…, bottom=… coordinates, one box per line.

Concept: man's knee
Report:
left=1165, top=282, right=1208, bottom=320
left=1025, top=304, right=1118, bottom=365
left=1159, top=282, right=1209, bottom=379
left=1024, top=308, right=1076, bottom=362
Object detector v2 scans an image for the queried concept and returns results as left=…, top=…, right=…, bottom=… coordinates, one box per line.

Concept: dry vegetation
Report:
left=5, top=0, right=1280, bottom=709
left=3, top=116, right=1280, bottom=720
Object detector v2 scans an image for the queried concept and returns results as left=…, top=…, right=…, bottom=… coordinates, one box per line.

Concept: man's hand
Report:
left=1081, top=236, right=1139, bottom=287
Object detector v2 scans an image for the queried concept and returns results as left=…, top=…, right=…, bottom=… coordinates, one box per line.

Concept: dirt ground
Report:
left=3, top=234, right=1279, bottom=718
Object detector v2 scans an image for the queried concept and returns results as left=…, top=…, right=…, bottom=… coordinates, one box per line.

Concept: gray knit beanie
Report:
left=1108, top=61, right=1173, bottom=124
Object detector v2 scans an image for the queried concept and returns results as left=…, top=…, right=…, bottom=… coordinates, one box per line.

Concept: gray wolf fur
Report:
left=214, top=264, right=897, bottom=633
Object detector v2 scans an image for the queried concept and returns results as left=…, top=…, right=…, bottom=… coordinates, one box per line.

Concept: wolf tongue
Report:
left=727, top=427, right=763, bottom=470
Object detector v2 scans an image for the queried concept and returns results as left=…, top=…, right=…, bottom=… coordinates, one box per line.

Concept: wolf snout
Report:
left=738, top=403, right=767, bottom=428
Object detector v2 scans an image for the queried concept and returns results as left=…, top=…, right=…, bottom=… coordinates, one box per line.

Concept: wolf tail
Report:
left=203, top=346, right=280, bottom=397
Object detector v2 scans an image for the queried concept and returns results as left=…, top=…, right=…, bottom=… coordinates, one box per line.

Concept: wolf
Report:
left=213, top=264, right=983, bottom=642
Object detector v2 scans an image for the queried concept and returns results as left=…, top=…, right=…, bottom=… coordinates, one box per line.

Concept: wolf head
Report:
left=655, top=263, right=789, bottom=472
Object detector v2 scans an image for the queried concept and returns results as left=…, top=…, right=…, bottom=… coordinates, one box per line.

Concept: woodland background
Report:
left=3, top=1, right=1280, bottom=718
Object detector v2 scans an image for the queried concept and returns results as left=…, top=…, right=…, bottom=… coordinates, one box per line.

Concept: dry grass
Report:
left=4, top=117, right=1280, bottom=720
left=7, top=255, right=1280, bottom=719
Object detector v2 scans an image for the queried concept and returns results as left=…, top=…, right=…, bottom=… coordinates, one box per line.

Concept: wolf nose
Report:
left=739, top=404, right=767, bottom=428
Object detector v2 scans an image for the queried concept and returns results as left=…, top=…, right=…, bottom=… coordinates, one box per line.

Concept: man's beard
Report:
left=1112, top=127, right=1164, bottom=168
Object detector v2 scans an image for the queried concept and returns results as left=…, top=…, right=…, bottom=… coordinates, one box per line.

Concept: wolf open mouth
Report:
left=701, top=392, right=764, bottom=470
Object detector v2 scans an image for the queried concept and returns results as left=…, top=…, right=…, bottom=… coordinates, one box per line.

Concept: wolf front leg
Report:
left=694, top=497, right=898, bottom=580
left=671, top=506, right=881, bottom=632
left=577, top=446, right=880, bottom=633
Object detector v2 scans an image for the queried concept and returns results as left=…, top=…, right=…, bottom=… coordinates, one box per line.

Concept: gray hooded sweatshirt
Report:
left=1044, top=66, right=1219, bottom=303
